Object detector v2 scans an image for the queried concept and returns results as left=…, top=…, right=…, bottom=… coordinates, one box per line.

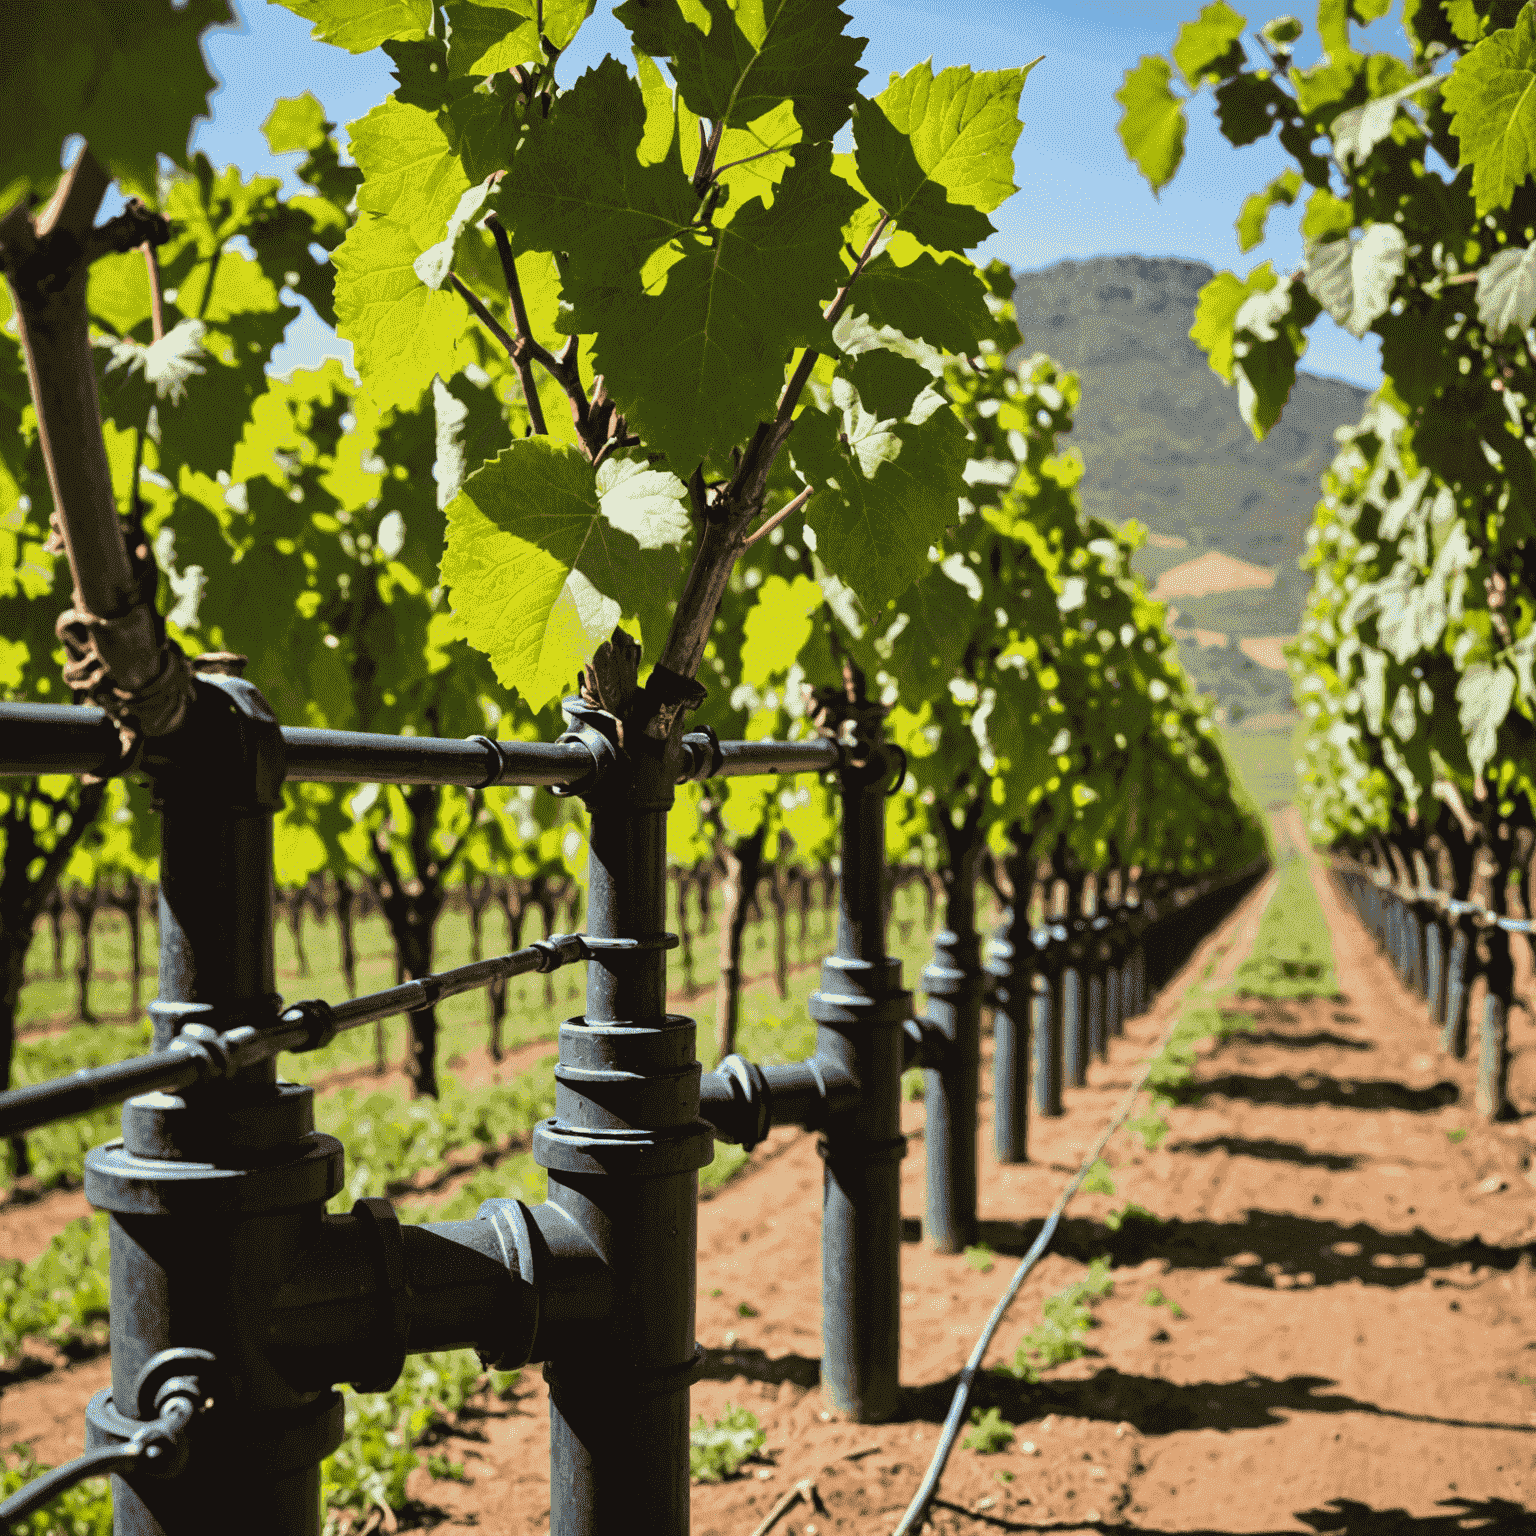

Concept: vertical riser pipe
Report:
left=1061, top=968, right=1086, bottom=1089
left=814, top=750, right=908, bottom=1424
left=922, top=927, right=981, bottom=1254
left=1032, top=974, right=1062, bottom=1117
left=538, top=714, right=711, bottom=1536
left=1442, top=929, right=1472, bottom=1059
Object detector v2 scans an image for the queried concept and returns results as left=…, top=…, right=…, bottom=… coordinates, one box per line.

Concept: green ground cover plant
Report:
left=688, top=1405, right=765, bottom=1484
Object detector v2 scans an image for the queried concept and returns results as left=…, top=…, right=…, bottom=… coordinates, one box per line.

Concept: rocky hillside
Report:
left=1012, top=256, right=1369, bottom=721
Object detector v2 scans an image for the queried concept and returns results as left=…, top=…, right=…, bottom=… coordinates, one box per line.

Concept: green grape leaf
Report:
left=0, top=0, right=233, bottom=208
left=616, top=0, right=866, bottom=143
left=332, top=99, right=474, bottom=405
left=841, top=349, right=934, bottom=420
left=441, top=439, right=684, bottom=708
left=1230, top=276, right=1321, bottom=438
left=1190, top=261, right=1277, bottom=381
left=263, top=92, right=329, bottom=155
left=1171, top=1, right=1247, bottom=86
left=843, top=250, right=995, bottom=356
left=853, top=62, right=1028, bottom=252
left=1457, top=663, right=1517, bottom=775
left=741, top=574, right=823, bottom=684
left=1214, top=72, right=1287, bottom=146
left=443, top=0, right=560, bottom=78
left=795, top=379, right=968, bottom=610
left=1476, top=241, right=1536, bottom=337
left=1444, top=4, right=1536, bottom=215
left=499, top=56, right=697, bottom=302
left=1235, top=168, right=1302, bottom=252
left=1116, top=56, right=1187, bottom=194
left=1332, top=76, right=1441, bottom=169
left=414, top=179, right=497, bottom=290
left=1303, top=224, right=1406, bottom=336
left=275, top=0, right=431, bottom=52
left=332, top=213, right=470, bottom=408
left=594, top=457, right=692, bottom=549
left=592, top=141, right=861, bottom=474
left=383, top=37, right=454, bottom=109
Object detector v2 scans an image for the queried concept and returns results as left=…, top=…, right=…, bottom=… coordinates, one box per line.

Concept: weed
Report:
left=1082, top=1159, right=1116, bottom=1196
left=995, top=1470, right=1016, bottom=1485
left=709, top=1288, right=723, bottom=1298
left=1105, top=1201, right=1164, bottom=1234
left=426, top=1452, right=466, bottom=1481
left=690, top=1404, right=766, bottom=1483
left=1125, top=1100, right=1172, bottom=1150
left=964, top=1243, right=996, bottom=1273
left=902, top=1068, right=925, bottom=1101
left=1447, top=1128, right=1468, bottom=1144
left=1143, top=1287, right=1186, bottom=1319
left=997, top=1257, right=1114, bottom=1382
left=736, top=1301, right=759, bottom=1318
left=963, top=1407, right=1015, bottom=1454
left=1232, top=858, right=1338, bottom=1001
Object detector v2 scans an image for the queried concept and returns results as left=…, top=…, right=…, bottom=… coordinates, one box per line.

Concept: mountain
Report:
left=1010, top=256, right=1369, bottom=723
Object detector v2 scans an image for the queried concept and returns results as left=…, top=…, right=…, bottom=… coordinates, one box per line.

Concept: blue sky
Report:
left=195, top=0, right=1395, bottom=388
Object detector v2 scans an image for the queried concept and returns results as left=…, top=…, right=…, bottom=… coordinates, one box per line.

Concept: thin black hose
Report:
left=891, top=868, right=1278, bottom=1536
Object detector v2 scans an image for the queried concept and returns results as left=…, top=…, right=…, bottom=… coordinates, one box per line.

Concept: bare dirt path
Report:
left=7, top=836, right=1536, bottom=1535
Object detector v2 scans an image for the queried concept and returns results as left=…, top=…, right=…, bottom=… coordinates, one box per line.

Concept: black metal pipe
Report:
left=698, top=1057, right=858, bottom=1147
left=713, top=738, right=841, bottom=777
left=83, top=676, right=345, bottom=1536
left=986, top=914, right=1030, bottom=1165
left=0, top=701, right=122, bottom=777
left=920, top=925, right=982, bottom=1254
left=0, top=937, right=589, bottom=1139
left=0, top=702, right=840, bottom=789
left=533, top=698, right=711, bottom=1536
left=811, top=738, right=910, bottom=1424
left=1060, top=963, right=1086, bottom=1089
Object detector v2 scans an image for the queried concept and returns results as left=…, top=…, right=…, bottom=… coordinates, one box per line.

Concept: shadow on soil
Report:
left=1214, top=1029, right=1372, bottom=1053
left=1161, top=1136, right=1363, bottom=1170
left=933, top=1496, right=1534, bottom=1534
left=1176, top=1074, right=1458, bottom=1112
left=936, top=1212, right=1526, bottom=1290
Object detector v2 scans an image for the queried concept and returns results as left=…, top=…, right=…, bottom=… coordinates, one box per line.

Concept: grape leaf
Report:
left=1235, top=168, right=1302, bottom=251
left=615, top=0, right=866, bottom=143
left=843, top=250, right=996, bottom=356
left=1332, top=76, right=1441, bottom=169
left=740, top=574, right=823, bottom=685
left=1303, top=224, right=1406, bottom=336
left=591, top=142, right=861, bottom=474
left=795, top=379, right=968, bottom=610
left=1477, top=241, right=1536, bottom=337
left=853, top=63, right=1028, bottom=252
left=1231, top=276, right=1321, bottom=438
left=332, top=99, right=475, bottom=405
left=0, top=0, right=233, bottom=208
left=499, top=56, right=697, bottom=306
left=444, top=1, right=540, bottom=77
left=1444, top=3, right=1536, bottom=215
left=263, top=92, right=329, bottom=155
left=332, top=213, right=470, bottom=409
left=441, top=439, right=684, bottom=708
left=1189, top=262, right=1278, bottom=381
left=840, top=349, right=934, bottom=421
left=414, top=179, right=497, bottom=290
left=1171, top=1, right=1247, bottom=87
left=276, top=0, right=431, bottom=53
left=1457, top=662, right=1516, bottom=774
left=1116, top=57, right=1187, bottom=194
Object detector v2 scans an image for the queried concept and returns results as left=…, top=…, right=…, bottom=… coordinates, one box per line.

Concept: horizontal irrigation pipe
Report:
left=0, top=932, right=612, bottom=1138
left=0, top=702, right=842, bottom=789
left=1332, top=855, right=1534, bottom=936
left=891, top=863, right=1276, bottom=1536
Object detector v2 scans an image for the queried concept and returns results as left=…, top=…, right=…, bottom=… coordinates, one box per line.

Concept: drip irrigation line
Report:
left=889, top=872, right=1277, bottom=1536
left=1333, top=856, right=1534, bottom=936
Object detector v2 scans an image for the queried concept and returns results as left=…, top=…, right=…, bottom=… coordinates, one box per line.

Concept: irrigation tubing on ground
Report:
left=889, top=869, right=1278, bottom=1536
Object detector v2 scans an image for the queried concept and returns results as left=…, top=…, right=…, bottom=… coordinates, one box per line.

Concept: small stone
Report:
left=975, top=1497, right=996, bottom=1511
left=1477, top=1175, right=1507, bottom=1195
left=1020, top=1441, right=1038, bottom=1456
left=1089, top=1466, right=1107, bottom=1479
left=723, top=1331, right=737, bottom=1348
left=756, top=1470, right=774, bottom=1481
left=819, top=1411, right=832, bottom=1422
